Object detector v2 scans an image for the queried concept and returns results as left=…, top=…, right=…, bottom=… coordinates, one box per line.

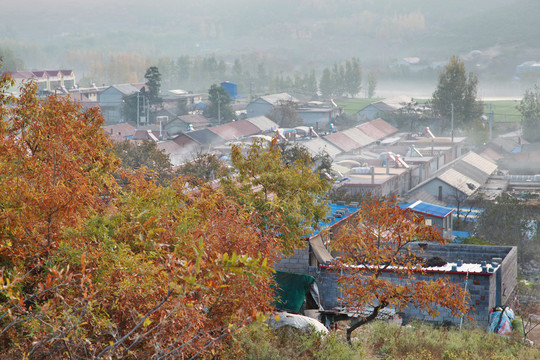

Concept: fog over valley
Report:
left=2, top=0, right=540, bottom=98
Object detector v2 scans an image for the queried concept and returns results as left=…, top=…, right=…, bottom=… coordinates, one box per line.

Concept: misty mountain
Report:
left=2, top=0, right=539, bottom=93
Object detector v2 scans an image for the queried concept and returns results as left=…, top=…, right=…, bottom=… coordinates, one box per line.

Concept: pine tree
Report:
left=431, top=56, right=482, bottom=131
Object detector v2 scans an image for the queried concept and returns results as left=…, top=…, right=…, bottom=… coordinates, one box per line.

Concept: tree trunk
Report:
left=346, top=302, right=388, bottom=346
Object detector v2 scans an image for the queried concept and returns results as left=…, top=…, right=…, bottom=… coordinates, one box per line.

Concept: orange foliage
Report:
left=331, top=198, right=471, bottom=342
left=0, top=75, right=318, bottom=358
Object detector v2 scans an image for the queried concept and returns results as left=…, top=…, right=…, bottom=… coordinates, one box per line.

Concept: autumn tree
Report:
left=279, top=143, right=332, bottom=176
left=1, top=78, right=327, bottom=357
left=221, top=139, right=331, bottom=255
left=331, top=198, right=470, bottom=344
left=1, top=170, right=278, bottom=358
left=176, top=152, right=226, bottom=185
left=112, top=140, right=174, bottom=185
left=517, top=84, right=540, bottom=142
left=431, top=56, right=483, bottom=132
left=0, top=78, right=118, bottom=265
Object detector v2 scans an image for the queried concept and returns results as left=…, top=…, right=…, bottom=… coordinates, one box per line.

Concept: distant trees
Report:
left=319, top=68, right=333, bottom=98
left=206, top=83, right=235, bottom=123
left=0, top=48, right=24, bottom=71
left=431, top=56, right=483, bottom=132
left=475, top=194, right=539, bottom=264
left=517, top=85, right=540, bottom=142
left=319, top=58, right=362, bottom=99
left=332, top=198, right=470, bottom=344
left=344, top=58, right=362, bottom=98
left=366, top=70, right=377, bottom=98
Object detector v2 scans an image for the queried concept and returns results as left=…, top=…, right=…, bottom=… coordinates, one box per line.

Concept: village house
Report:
left=275, top=203, right=518, bottom=327
left=164, top=114, right=211, bottom=136
left=407, top=151, right=498, bottom=206
left=98, top=83, right=146, bottom=124
left=3, top=69, right=76, bottom=95
left=246, top=93, right=299, bottom=118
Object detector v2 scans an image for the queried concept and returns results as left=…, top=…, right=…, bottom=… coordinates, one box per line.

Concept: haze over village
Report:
left=2, top=1, right=540, bottom=359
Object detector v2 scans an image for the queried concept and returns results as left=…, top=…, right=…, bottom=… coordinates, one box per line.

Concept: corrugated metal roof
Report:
left=178, top=114, right=210, bottom=125
left=302, top=138, right=343, bottom=159
left=408, top=151, right=497, bottom=198
left=209, top=120, right=260, bottom=140
left=103, top=123, right=136, bottom=138
left=258, top=92, right=298, bottom=105
left=342, top=128, right=376, bottom=147
left=110, top=84, right=140, bottom=95
left=325, top=132, right=361, bottom=152
left=370, top=118, right=399, bottom=137
left=479, top=148, right=503, bottom=162
left=308, top=203, right=361, bottom=238
left=451, top=161, right=492, bottom=185
left=400, top=200, right=454, bottom=218
left=185, top=128, right=225, bottom=145
left=356, top=120, right=386, bottom=140
left=437, top=168, right=480, bottom=196
left=461, top=151, right=497, bottom=176
left=246, top=116, right=279, bottom=132
left=368, top=101, right=397, bottom=112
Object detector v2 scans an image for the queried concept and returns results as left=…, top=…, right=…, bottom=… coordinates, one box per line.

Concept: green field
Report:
left=336, top=98, right=383, bottom=115
left=338, top=98, right=523, bottom=123
left=483, top=100, right=522, bottom=123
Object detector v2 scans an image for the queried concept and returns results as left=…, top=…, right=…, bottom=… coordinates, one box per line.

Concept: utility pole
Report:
left=146, top=95, right=149, bottom=124
left=137, top=92, right=140, bottom=128
left=451, top=102, right=454, bottom=143
left=489, top=104, right=494, bottom=141
left=217, top=92, right=221, bottom=125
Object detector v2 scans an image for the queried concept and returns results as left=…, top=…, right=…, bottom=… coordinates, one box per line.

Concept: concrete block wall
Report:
left=274, top=245, right=310, bottom=275
left=500, top=247, right=518, bottom=307
left=309, top=266, right=498, bottom=327
left=274, top=241, right=517, bottom=328
left=417, top=243, right=518, bottom=309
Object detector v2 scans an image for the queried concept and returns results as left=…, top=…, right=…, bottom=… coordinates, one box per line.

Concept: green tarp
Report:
left=272, top=271, right=316, bottom=313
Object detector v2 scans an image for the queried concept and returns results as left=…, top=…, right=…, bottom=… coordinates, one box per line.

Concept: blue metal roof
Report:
left=400, top=201, right=454, bottom=218
left=308, top=203, right=360, bottom=238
